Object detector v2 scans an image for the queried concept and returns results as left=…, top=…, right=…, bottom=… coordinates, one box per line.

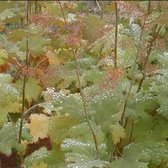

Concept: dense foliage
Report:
left=1, top=1, right=168, bottom=168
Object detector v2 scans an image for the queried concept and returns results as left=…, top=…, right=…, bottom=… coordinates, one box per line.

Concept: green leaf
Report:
left=7, top=29, right=35, bottom=42
left=0, top=74, right=20, bottom=125
left=0, top=123, right=20, bottom=156
left=67, top=159, right=108, bottom=168
left=111, top=143, right=148, bottom=168
left=0, top=2, right=18, bottom=12
left=24, top=146, right=65, bottom=168
left=111, top=158, right=148, bottom=168
left=78, top=57, right=96, bottom=70
left=49, top=115, right=79, bottom=144
left=133, top=115, right=168, bottom=143
left=89, top=30, right=113, bottom=57
left=83, top=68, right=104, bottom=83
left=42, top=146, right=65, bottom=168
left=15, top=78, right=42, bottom=102
left=111, top=123, right=126, bottom=145
left=24, top=147, right=48, bottom=166
left=0, top=9, right=15, bottom=21
left=157, top=52, right=168, bottom=68
left=29, top=162, right=48, bottom=168
left=128, top=91, right=158, bottom=119
left=132, top=116, right=158, bottom=143
left=53, top=93, right=83, bottom=119
left=129, top=23, right=141, bottom=40
left=83, top=14, right=105, bottom=41
left=61, top=138, right=108, bottom=168
left=62, top=138, right=95, bottom=156
left=16, top=119, right=32, bottom=142
left=0, top=49, right=8, bottom=65
left=18, top=36, right=50, bottom=55
left=0, top=73, right=12, bottom=83
left=69, top=122, right=104, bottom=143
left=150, top=117, right=168, bottom=142
left=92, top=95, right=119, bottom=132
left=0, top=109, right=8, bottom=127
left=156, top=95, right=168, bottom=118
left=116, top=141, right=168, bottom=167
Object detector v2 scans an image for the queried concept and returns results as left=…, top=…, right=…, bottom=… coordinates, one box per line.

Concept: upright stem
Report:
left=72, top=49, right=99, bottom=158
left=143, top=25, right=161, bottom=69
left=18, top=0, right=29, bottom=144
left=96, top=0, right=102, bottom=12
left=35, top=0, right=38, bottom=13
left=58, top=1, right=68, bottom=29
left=58, top=6, right=99, bottom=156
left=147, top=0, right=151, bottom=15
left=137, top=25, right=161, bottom=92
left=110, top=12, right=147, bottom=161
left=114, top=1, right=118, bottom=68
left=29, top=1, right=31, bottom=14
left=95, top=0, right=103, bottom=19
left=129, top=119, right=134, bottom=143
left=120, top=14, right=146, bottom=127
left=126, top=7, right=161, bottom=146
left=119, top=82, right=133, bottom=126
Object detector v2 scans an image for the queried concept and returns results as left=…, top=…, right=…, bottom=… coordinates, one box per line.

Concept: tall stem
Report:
left=147, top=0, right=151, bottom=15
left=143, top=25, right=161, bottom=69
left=96, top=0, right=102, bottom=13
left=129, top=119, right=134, bottom=143
left=58, top=1, right=68, bottom=29
left=114, top=1, right=118, bottom=68
left=110, top=12, right=147, bottom=161
left=18, top=0, right=29, bottom=144
left=120, top=14, right=146, bottom=127
left=29, top=1, right=31, bottom=14
left=72, top=50, right=99, bottom=158
left=119, top=82, right=133, bottom=126
left=58, top=6, right=99, bottom=156
left=137, top=25, right=161, bottom=92
left=35, top=0, right=38, bottom=13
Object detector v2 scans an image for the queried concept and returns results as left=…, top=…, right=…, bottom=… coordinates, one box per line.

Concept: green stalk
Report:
left=35, top=0, right=38, bottom=13
left=18, top=1, right=30, bottom=166
left=120, top=13, right=147, bottom=127
left=58, top=1, right=68, bottom=29
left=114, top=1, right=118, bottom=68
left=18, top=0, right=29, bottom=144
left=110, top=11, right=147, bottom=161
left=58, top=6, right=99, bottom=157
left=72, top=49, right=99, bottom=159
left=147, top=0, right=151, bottom=15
